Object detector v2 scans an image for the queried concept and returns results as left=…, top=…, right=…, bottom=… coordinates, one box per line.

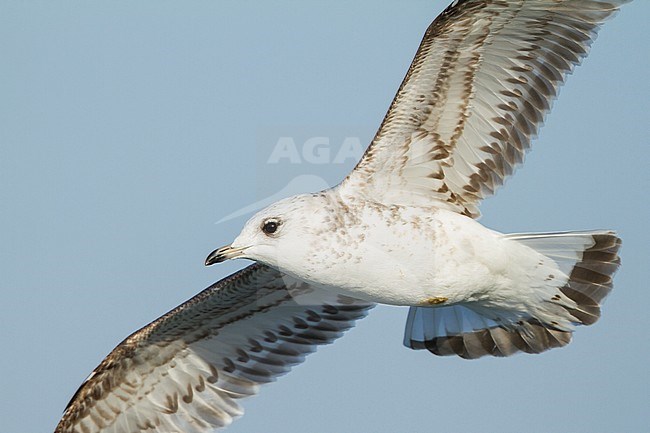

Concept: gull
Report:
left=55, top=1, right=628, bottom=432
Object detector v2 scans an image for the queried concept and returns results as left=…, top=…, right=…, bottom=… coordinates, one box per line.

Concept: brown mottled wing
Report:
left=339, top=0, right=628, bottom=218
left=55, top=264, right=373, bottom=433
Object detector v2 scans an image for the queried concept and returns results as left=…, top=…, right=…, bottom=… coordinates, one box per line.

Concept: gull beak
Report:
left=204, top=244, right=248, bottom=266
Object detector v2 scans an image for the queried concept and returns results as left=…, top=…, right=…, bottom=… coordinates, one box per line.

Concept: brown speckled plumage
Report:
left=341, top=0, right=625, bottom=219
left=55, top=264, right=372, bottom=433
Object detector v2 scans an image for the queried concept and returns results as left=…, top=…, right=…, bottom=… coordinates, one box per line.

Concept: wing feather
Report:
left=55, top=264, right=373, bottom=433
left=339, top=0, right=629, bottom=217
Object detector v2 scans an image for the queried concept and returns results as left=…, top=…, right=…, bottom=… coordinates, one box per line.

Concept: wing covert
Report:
left=55, top=264, right=373, bottom=433
left=340, top=0, right=629, bottom=217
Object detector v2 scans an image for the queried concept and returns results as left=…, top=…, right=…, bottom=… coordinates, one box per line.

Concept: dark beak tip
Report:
left=205, top=244, right=245, bottom=266
left=205, top=249, right=224, bottom=266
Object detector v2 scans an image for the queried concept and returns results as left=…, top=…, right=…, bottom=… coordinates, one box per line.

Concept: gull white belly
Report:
left=295, top=206, right=540, bottom=307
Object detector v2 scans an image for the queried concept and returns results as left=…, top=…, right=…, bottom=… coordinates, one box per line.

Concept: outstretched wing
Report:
left=55, top=264, right=373, bottom=433
left=339, top=0, right=628, bottom=218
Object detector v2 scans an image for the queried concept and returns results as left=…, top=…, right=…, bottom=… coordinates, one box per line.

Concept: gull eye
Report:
left=261, top=219, right=280, bottom=236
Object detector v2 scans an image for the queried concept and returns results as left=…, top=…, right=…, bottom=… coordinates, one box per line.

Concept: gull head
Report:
left=205, top=192, right=332, bottom=273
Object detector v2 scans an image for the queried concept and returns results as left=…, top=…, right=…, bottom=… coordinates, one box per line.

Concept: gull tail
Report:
left=508, top=231, right=622, bottom=326
left=404, top=231, right=621, bottom=359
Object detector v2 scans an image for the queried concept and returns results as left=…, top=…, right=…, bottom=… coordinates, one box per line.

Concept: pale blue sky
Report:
left=1, top=2, right=648, bottom=432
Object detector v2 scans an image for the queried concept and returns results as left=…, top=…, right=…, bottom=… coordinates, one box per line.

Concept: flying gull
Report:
left=55, top=1, right=628, bottom=432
